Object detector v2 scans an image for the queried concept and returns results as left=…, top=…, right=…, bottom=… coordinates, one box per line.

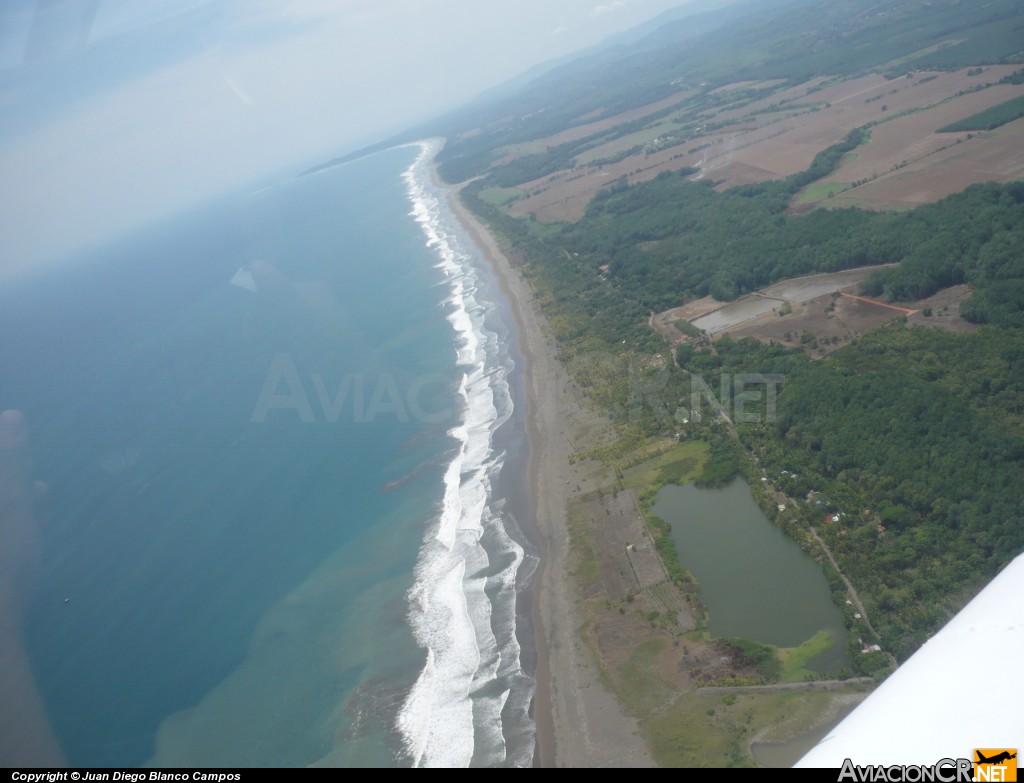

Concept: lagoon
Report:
left=653, top=477, right=848, bottom=673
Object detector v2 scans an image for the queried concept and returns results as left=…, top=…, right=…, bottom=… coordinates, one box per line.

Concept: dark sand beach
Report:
left=443, top=173, right=655, bottom=768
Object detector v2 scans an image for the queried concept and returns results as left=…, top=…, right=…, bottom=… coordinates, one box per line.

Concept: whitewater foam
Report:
left=396, top=141, right=536, bottom=768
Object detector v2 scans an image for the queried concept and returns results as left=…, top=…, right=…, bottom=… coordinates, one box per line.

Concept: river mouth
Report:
left=653, top=477, right=849, bottom=674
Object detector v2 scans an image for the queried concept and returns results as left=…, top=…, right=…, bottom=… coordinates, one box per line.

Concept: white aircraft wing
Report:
left=797, top=553, right=1024, bottom=768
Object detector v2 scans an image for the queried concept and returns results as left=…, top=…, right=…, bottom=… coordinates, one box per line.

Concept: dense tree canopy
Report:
left=464, top=158, right=1024, bottom=662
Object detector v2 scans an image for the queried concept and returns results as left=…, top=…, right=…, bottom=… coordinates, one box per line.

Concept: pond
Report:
left=653, top=477, right=849, bottom=673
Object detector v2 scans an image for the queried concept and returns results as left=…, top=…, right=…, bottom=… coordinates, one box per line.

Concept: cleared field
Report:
left=691, top=297, right=782, bottom=334
left=697, top=67, right=1023, bottom=188
left=508, top=67, right=1024, bottom=223
left=671, top=296, right=732, bottom=321
left=818, top=115, right=1024, bottom=209
left=574, top=117, right=694, bottom=165
left=793, top=181, right=852, bottom=204
left=730, top=293, right=904, bottom=356
left=476, top=185, right=526, bottom=207
left=497, top=89, right=695, bottom=160
left=815, top=83, right=1024, bottom=185
left=645, top=266, right=961, bottom=357
left=905, top=285, right=978, bottom=334
left=727, top=283, right=976, bottom=355
left=509, top=167, right=623, bottom=222
left=682, top=267, right=893, bottom=335
left=938, top=93, right=1024, bottom=132
left=761, top=267, right=898, bottom=302
left=571, top=83, right=789, bottom=168
left=711, top=79, right=786, bottom=95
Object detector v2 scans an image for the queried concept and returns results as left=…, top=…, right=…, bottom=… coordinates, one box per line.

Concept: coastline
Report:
left=440, top=171, right=655, bottom=767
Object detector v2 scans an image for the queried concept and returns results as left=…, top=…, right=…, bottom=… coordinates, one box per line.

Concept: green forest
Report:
left=937, top=94, right=1024, bottom=132
left=427, top=0, right=1024, bottom=670
left=679, top=329, right=1024, bottom=660
left=466, top=169, right=1024, bottom=337
left=459, top=125, right=1024, bottom=667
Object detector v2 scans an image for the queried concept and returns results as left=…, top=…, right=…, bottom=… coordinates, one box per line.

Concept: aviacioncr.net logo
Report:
left=974, top=749, right=1017, bottom=782
left=838, top=758, right=973, bottom=782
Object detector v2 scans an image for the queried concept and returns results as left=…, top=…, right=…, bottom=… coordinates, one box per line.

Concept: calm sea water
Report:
left=0, top=143, right=535, bottom=767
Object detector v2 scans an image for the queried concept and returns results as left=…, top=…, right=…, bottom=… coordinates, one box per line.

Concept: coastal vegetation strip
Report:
left=463, top=173, right=1024, bottom=759
left=458, top=156, right=1024, bottom=762
left=415, top=0, right=1024, bottom=765
left=559, top=421, right=865, bottom=765
left=937, top=94, right=1024, bottom=131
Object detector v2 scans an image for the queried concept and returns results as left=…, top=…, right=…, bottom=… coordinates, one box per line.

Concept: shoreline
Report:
left=440, top=169, right=654, bottom=767
left=444, top=185, right=557, bottom=767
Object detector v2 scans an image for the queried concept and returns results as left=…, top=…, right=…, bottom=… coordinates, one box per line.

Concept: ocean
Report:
left=0, top=142, right=537, bottom=767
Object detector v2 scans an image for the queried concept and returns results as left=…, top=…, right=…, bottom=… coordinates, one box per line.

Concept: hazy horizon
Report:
left=0, top=0, right=729, bottom=280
